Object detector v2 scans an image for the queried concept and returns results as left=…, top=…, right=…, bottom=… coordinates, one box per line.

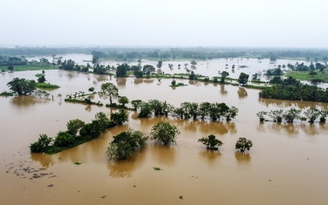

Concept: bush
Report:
left=150, top=121, right=180, bottom=146
left=66, top=119, right=85, bottom=136
left=198, top=134, right=223, bottom=150
left=106, top=128, right=148, bottom=160
left=235, top=137, right=253, bottom=153
left=54, top=131, right=75, bottom=147
left=29, top=134, right=52, bottom=153
left=88, top=87, right=95, bottom=92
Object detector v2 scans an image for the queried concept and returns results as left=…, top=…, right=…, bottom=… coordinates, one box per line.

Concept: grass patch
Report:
left=35, top=83, right=60, bottom=90
left=74, top=161, right=82, bottom=165
left=65, top=98, right=103, bottom=106
left=153, top=167, right=161, bottom=171
left=35, top=73, right=44, bottom=78
left=170, top=83, right=188, bottom=87
left=0, top=91, right=14, bottom=96
left=285, top=70, right=328, bottom=83
left=0, top=64, right=57, bottom=72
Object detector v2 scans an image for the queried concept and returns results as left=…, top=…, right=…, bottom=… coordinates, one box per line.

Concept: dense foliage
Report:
left=198, top=135, right=223, bottom=150
left=7, top=77, right=36, bottom=95
left=106, top=128, right=147, bottom=160
left=235, top=138, right=253, bottom=153
left=29, top=111, right=126, bottom=154
left=150, top=121, right=180, bottom=146
left=259, top=76, right=328, bottom=102
left=258, top=107, right=328, bottom=123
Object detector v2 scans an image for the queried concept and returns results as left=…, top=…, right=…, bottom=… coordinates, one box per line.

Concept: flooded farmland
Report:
left=1, top=65, right=328, bottom=204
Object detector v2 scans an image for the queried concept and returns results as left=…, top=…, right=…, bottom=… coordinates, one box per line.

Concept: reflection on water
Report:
left=30, top=153, right=55, bottom=169
left=116, top=78, right=127, bottom=87
left=107, top=150, right=146, bottom=178
left=199, top=151, right=221, bottom=166
left=259, top=98, right=328, bottom=109
left=134, top=78, right=143, bottom=84
left=150, top=144, right=176, bottom=166
left=238, top=87, right=248, bottom=98
left=11, top=96, right=49, bottom=107
left=301, top=123, right=319, bottom=136
left=235, top=152, right=251, bottom=163
left=220, top=84, right=228, bottom=95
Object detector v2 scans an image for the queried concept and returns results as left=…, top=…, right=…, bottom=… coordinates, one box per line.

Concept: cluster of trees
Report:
left=256, top=107, right=328, bottom=123
left=30, top=111, right=128, bottom=154
left=287, top=62, right=326, bottom=72
left=107, top=121, right=252, bottom=161
left=0, top=55, right=27, bottom=66
left=265, top=67, right=283, bottom=76
left=131, top=99, right=238, bottom=121
left=259, top=76, right=328, bottom=102
left=6, top=77, right=36, bottom=95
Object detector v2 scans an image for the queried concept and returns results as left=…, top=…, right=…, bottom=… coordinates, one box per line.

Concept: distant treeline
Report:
left=1, top=47, right=328, bottom=62
left=259, top=76, right=328, bottom=102
left=0, top=55, right=27, bottom=66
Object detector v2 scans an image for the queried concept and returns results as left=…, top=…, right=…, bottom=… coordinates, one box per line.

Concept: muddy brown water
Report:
left=1, top=70, right=328, bottom=204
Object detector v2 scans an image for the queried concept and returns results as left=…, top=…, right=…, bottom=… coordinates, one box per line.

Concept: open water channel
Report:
left=1, top=57, right=328, bottom=204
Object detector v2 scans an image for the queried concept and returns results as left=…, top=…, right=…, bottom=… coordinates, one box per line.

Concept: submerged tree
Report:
left=283, top=108, right=301, bottom=123
left=150, top=121, right=180, bottom=146
left=7, top=77, right=36, bottom=95
left=235, top=137, right=253, bottom=153
left=98, top=82, right=119, bottom=105
left=106, top=128, right=148, bottom=160
left=256, top=111, right=267, bottom=122
left=303, top=107, right=320, bottom=123
left=238, top=72, right=249, bottom=86
left=198, top=134, right=223, bottom=150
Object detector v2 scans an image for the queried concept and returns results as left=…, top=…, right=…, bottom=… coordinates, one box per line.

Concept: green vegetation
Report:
left=0, top=91, right=14, bottom=96
left=35, top=83, right=60, bottom=90
left=29, top=111, right=129, bottom=154
left=150, top=121, right=180, bottom=146
left=7, top=77, right=36, bottom=95
left=153, top=167, right=161, bottom=171
left=106, top=128, right=147, bottom=160
left=235, top=138, right=253, bottom=153
left=0, top=64, right=56, bottom=72
left=257, top=107, right=328, bottom=123
left=259, top=76, right=328, bottom=102
left=98, top=82, right=119, bottom=105
left=198, top=135, right=223, bottom=150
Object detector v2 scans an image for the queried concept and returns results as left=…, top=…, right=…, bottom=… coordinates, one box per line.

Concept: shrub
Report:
left=106, top=128, right=148, bottom=160
left=150, top=121, right=180, bottom=146
left=198, top=134, right=223, bottom=150
left=29, top=134, right=52, bottom=153
left=235, top=137, right=253, bottom=153
left=54, top=131, right=75, bottom=147
left=88, top=87, right=95, bottom=92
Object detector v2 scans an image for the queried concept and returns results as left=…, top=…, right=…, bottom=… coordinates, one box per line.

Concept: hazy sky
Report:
left=1, top=0, right=328, bottom=48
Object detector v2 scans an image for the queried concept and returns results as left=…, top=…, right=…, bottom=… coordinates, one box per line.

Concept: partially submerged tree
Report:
left=220, top=71, right=229, bottom=83
left=235, top=137, right=253, bottom=153
left=150, top=121, right=180, bottom=146
left=7, top=77, right=36, bottom=95
left=106, top=128, right=147, bottom=160
left=283, top=107, right=301, bottom=123
left=238, top=72, right=249, bottom=86
left=66, top=119, right=85, bottom=136
left=198, top=134, right=223, bottom=150
left=29, top=134, right=52, bottom=153
left=110, top=109, right=129, bottom=125
left=303, top=107, right=320, bottom=123
left=256, top=111, right=267, bottom=122
left=98, top=82, right=119, bottom=105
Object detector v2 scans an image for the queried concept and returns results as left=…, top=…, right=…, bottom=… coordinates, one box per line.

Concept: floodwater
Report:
left=1, top=69, right=328, bottom=205
left=27, top=53, right=314, bottom=81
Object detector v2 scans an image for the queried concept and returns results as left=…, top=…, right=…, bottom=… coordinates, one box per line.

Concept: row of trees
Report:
left=130, top=99, right=238, bottom=121
left=256, top=107, right=328, bottom=123
left=0, top=55, right=27, bottom=66
left=259, top=76, right=328, bottom=102
left=30, top=110, right=128, bottom=154
left=106, top=121, right=253, bottom=161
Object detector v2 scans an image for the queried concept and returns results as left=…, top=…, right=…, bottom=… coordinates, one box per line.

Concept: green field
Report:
left=285, top=70, right=328, bottom=83
left=0, top=64, right=57, bottom=72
